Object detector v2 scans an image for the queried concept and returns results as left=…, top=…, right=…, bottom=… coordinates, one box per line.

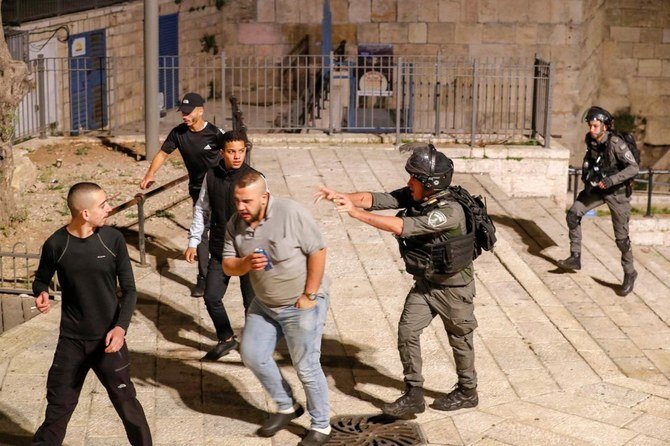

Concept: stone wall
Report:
left=452, top=142, right=571, bottom=209
left=598, top=0, right=670, bottom=147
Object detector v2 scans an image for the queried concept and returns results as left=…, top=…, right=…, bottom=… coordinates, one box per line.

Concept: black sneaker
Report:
left=202, top=336, right=239, bottom=361
left=298, top=429, right=331, bottom=446
left=257, top=405, right=305, bottom=437
left=191, top=275, right=206, bottom=297
left=381, top=386, right=425, bottom=418
left=430, top=385, right=478, bottom=411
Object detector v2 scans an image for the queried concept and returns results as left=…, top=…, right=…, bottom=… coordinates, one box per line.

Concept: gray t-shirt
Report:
left=223, top=196, right=328, bottom=308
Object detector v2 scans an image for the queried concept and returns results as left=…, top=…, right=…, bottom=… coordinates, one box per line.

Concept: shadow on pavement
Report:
left=0, top=408, right=34, bottom=446
left=136, top=292, right=216, bottom=351
left=131, top=287, right=448, bottom=429
left=129, top=350, right=266, bottom=427
left=591, top=276, right=621, bottom=292
left=118, top=227, right=194, bottom=291
left=491, top=214, right=561, bottom=267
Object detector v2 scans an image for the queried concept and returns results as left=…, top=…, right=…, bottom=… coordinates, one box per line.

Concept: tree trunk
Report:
left=0, top=4, right=30, bottom=227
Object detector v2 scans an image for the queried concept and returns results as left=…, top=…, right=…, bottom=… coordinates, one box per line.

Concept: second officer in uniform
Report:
left=557, top=106, right=639, bottom=295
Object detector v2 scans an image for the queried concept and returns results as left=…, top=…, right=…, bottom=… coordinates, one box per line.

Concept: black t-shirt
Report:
left=161, top=122, right=223, bottom=195
left=33, top=226, right=137, bottom=340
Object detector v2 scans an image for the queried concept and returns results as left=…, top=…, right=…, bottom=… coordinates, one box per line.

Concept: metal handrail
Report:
left=108, top=174, right=189, bottom=266
left=0, top=242, right=60, bottom=297
left=568, top=167, right=670, bottom=217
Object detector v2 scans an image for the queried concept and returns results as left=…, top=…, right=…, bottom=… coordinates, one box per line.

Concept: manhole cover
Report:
left=328, top=414, right=426, bottom=445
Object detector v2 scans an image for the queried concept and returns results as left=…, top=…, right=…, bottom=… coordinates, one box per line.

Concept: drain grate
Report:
left=328, top=414, right=426, bottom=445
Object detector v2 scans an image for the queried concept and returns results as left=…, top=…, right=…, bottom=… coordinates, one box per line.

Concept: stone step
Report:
left=484, top=186, right=670, bottom=386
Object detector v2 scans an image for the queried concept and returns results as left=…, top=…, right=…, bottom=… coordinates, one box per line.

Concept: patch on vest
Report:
left=427, top=210, right=447, bottom=227
left=624, top=150, right=635, bottom=164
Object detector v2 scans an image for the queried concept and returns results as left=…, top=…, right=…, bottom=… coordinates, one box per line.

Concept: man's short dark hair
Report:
left=221, top=130, right=249, bottom=148
left=236, top=171, right=267, bottom=191
left=67, top=182, right=103, bottom=215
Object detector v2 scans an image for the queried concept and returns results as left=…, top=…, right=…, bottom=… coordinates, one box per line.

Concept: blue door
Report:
left=69, top=30, right=107, bottom=134
left=159, top=13, right=179, bottom=110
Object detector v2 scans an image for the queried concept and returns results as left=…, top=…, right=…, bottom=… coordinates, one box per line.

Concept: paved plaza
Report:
left=1, top=141, right=670, bottom=445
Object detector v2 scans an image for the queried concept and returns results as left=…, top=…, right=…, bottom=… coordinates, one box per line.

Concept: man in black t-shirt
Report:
left=140, top=92, right=222, bottom=296
left=33, top=182, right=152, bottom=446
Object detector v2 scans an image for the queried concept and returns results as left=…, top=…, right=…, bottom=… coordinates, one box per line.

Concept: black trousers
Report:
left=33, top=337, right=152, bottom=446
left=204, top=255, right=255, bottom=341
left=190, top=189, right=210, bottom=280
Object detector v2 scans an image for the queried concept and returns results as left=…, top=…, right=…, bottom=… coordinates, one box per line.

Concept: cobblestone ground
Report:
left=1, top=144, right=670, bottom=445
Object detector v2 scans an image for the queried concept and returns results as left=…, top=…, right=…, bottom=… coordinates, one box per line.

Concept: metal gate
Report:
left=68, top=29, right=108, bottom=134
left=159, top=13, right=179, bottom=110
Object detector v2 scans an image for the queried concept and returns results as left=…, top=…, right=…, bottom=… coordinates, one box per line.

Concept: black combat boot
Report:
left=430, top=385, right=478, bottom=411
left=619, top=270, right=637, bottom=296
left=381, top=385, right=425, bottom=418
left=557, top=252, right=581, bottom=271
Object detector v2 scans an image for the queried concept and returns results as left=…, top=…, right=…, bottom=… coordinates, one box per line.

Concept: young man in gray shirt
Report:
left=222, top=171, right=331, bottom=446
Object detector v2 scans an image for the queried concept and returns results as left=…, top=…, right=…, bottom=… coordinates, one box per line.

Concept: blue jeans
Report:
left=241, top=295, right=330, bottom=430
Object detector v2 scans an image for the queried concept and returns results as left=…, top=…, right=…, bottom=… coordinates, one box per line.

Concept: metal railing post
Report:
left=395, top=57, right=402, bottom=145
left=645, top=169, right=654, bottom=217
left=112, top=57, right=119, bottom=136
left=573, top=171, right=579, bottom=202
left=470, top=59, right=479, bottom=148
left=37, top=54, right=47, bottom=139
left=434, top=52, right=443, bottom=136
left=543, top=61, right=553, bottom=148
left=136, top=194, right=148, bottom=267
left=221, top=52, right=226, bottom=128
left=328, top=51, right=334, bottom=135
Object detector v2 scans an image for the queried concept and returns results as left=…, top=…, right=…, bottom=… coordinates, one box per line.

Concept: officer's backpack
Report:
left=612, top=131, right=641, bottom=166
left=448, top=186, right=497, bottom=258
left=611, top=131, right=641, bottom=193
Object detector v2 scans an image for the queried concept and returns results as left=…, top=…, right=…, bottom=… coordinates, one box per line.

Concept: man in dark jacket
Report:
left=32, top=182, right=152, bottom=445
left=185, top=130, right=260, bottom=360
left=315, top=143, right=479, bottom=417
left=557, top=106, right=639, bottom=296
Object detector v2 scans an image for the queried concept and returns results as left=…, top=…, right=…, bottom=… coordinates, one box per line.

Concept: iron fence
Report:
left=0, top=243, right=59, bottom=296
left=13, top=53, right=553, bottom=146
left=568, top=168, right=670, bottom=217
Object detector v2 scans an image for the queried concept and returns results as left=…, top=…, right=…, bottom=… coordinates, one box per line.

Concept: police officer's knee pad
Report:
left=616, top=237, right=631, bottom=253
left=566, top=211, right=581, bottom=230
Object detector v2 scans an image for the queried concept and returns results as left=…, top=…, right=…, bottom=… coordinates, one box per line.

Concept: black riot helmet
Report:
left=401, top=142, right=454, bottom=191
left=583, top=106, right=613, bottom=127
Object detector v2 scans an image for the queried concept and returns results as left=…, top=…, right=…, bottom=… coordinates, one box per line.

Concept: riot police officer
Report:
left=315, top=143, right=479, bottom=417
left=557, top=106, right=639, bottom=295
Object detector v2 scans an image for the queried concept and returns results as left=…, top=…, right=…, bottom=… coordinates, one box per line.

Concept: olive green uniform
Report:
left=370, top=187, right=477, bottom=390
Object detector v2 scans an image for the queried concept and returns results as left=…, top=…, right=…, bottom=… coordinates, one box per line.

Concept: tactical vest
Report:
left=206, top=162, right=256, bottom=257
left=585, top=133, right=626, bottom=189
left=396, top=196, right=474, bottom=278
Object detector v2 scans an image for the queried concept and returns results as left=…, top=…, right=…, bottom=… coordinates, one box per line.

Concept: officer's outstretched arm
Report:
left=315, top=185, right=372, bottom=209
left=335, top=194, right=403, bottom=235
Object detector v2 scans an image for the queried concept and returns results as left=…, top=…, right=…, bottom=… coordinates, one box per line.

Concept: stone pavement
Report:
left=2, top=143, right=670, bottom=445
